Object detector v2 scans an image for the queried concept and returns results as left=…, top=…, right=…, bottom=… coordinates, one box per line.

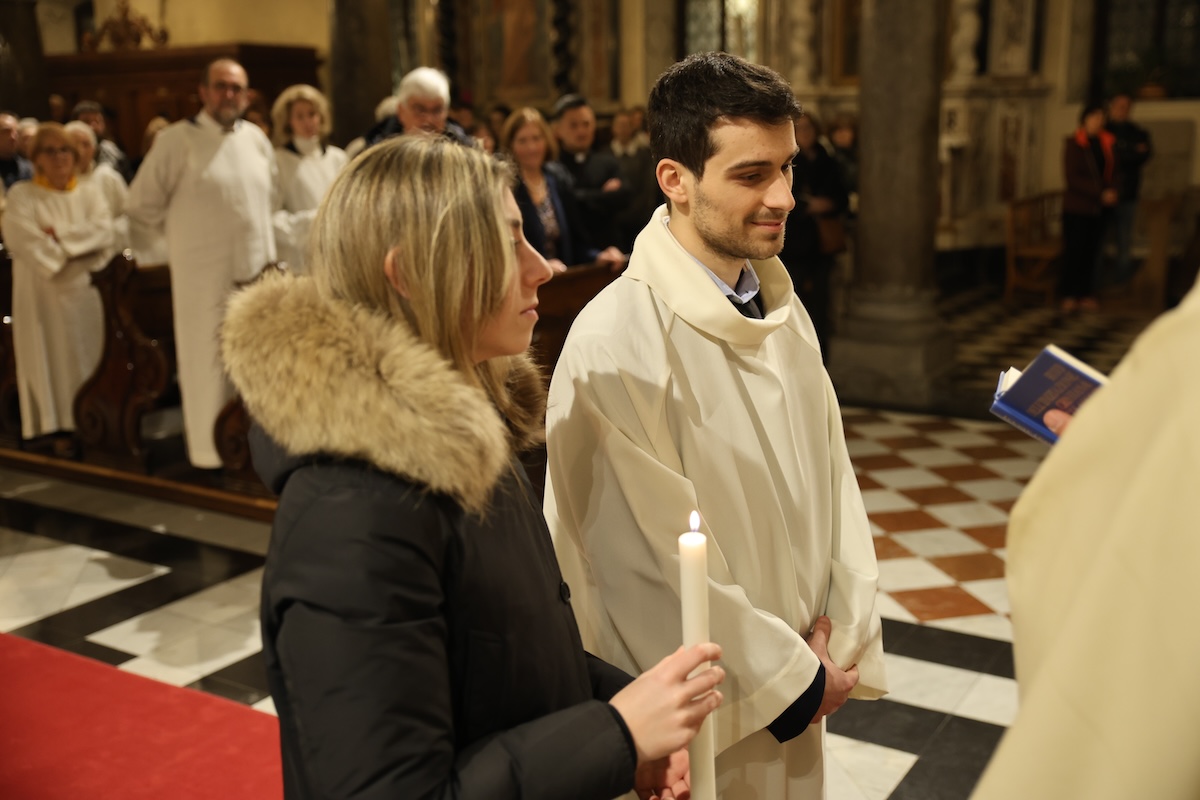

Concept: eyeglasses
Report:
left=210, top=81, right=248, bottom=95
left=39, top=146, right=75, bottom=157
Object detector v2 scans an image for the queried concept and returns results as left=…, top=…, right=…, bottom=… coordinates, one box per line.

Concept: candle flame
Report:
left=689, top=510, right=700, bottom=532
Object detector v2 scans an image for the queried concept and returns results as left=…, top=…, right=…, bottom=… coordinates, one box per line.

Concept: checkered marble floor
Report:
left=1, top=407, right=1048, bottom=798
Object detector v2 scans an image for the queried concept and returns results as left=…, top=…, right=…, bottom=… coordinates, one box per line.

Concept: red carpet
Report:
left=0, top=633, right=282, bottom=799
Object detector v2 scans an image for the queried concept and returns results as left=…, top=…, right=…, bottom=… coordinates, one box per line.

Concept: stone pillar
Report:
left=329, top=0, right=395, bottom=147
left=787, top=0, right=817, bottom=94
left=827, top=0, right=954, bottom=410
left=0, top=0, right=49, bottom=118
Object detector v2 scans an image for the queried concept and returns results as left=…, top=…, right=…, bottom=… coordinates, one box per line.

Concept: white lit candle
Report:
left=679, top=510, right=716, bottom=800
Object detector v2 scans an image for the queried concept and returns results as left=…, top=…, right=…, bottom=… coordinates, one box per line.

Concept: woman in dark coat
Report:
left=1060, top=103, right=1119, bottom=312
left=501, top=107, right=627, bottom=271
left=222, top=136, right=723, bottom=800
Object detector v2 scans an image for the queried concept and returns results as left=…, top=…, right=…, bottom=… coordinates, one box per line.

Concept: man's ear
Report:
left=657, top=159, right=690, bottom=208
left=383, top=248, right=409, bottom=299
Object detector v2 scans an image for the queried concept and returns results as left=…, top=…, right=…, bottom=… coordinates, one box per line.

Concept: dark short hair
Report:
left=1079, top=103, right=1105, bottom=124
left=550, top=93, right=589, bottom=121
left=71, top=100, right=103, bottom=119
left=648, top=52, right=802, bottom=177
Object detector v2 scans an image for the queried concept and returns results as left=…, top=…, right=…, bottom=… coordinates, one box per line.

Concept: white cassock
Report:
left=0, top=179, right=114, bottom=439
left=126, top=111, right=276, bottom=468
left=273, top=138, right=347, bottom=275
left=545, top=207, right=887, bottom=799
left=79, top=163, right=130, bottom=251
left=972, top=278, right=1200, bottom=800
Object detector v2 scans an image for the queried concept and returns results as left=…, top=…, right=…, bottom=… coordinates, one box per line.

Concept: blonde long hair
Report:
left=310, top=135, right=536, bottom=435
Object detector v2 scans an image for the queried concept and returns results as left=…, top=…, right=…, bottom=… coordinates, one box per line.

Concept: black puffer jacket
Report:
left=222, top=272, right=636, bottom=800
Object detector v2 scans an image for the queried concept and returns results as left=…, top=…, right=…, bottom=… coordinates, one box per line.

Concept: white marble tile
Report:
left=1007, top=439, right=1052, bottom=459
left=880, top=410, right=938, bottom=424
left=926, top=614, right=1014, bottom=642
left=132, top=624, right=261, bottom=680
left=925, top=430, right=998, bottom=448
left=955, top=673, right=1019, bottom=727
left=826, top=750, right=871, bottom=800
left=88, top=607, right=203, bottom=656
left=869, top=467, right=947, bottom=490
left=892, top=528, right=988, bottom=558
left=881, top=653, right=982, bottom=715
left=252, top=695, right=278, bottom=716
left=924, top=502, right=1010, bottom=529
left=846, top=438, right=891, bottom=458
left=980, top=457, right=1042, bottom=480
left=873, top=592, right=919, bottom=623
left=859, top=489, right=918, bottom=514
left=119, top=656, right=203, bottom=687
left=875, top=558, right=955, bottom=592
left=827, top=734, right=918, bottom=800
left=851, top=422, right=919, bottom=439
left=961, top=578, right=1011, bottom=615
left=869, top=520, right=885, bottom=537
left=949, top=418, right=1007, bottom=432
left=163, top=570, right=263, bottom=625
left=955, top=479, right=1026, bottom=502
left=894, top=447, right=972, bottom=468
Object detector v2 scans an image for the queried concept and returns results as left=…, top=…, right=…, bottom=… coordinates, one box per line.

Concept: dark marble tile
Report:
left=882, top=618, right=1014, bottom=679
left=57, top=638, right=136, bottom=667
left=26, top=571, right=213, bottom=637
left=187, top=674, right=269, bottom=707
left=888, top=716, right=1006, bottom=800
left=205, top=652, right=271, bottom=695
left=826, top=698, right=945, bottom=755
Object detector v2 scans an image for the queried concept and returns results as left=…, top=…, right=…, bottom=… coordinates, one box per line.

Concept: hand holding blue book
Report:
left=990, top=344, right=1109, bottom=444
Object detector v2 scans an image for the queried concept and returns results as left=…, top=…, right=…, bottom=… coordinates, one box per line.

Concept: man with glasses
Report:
left=126, top=58, right=277, bottom=470
left=361, top=67, right=474, bottom=150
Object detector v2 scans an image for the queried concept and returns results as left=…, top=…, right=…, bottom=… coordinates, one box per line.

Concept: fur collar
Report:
left=221, top=271, right=544, bottom=513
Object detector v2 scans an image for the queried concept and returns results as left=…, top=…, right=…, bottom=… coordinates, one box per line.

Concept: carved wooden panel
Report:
left=73, top=253, right=176, bottom=472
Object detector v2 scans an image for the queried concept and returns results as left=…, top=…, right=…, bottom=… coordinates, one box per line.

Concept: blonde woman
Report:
left=64, top=120, right=129, bottom=249
left=0, top=123, right=114, bottom=451
left=221, top=135, right=723, bottom=799
left=270, top=84, right=348, bottom=274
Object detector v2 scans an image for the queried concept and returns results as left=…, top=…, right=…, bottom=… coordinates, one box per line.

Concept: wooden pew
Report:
left=73, top=253, right=177, bottom=472
left=521, top=262, right=622, bottom=500
left=0, top=242, right=20, bottom=447
left=1005, top=191, right=1063, bottom=305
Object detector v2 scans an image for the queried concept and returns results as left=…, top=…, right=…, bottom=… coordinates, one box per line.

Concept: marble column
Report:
left=329, top=0, right=395, bottom=147
left=0, top=0, right=49, bottom=118
left=787, top=0, right=816, bottom=94
left=827, top=0, right=954, bottom=409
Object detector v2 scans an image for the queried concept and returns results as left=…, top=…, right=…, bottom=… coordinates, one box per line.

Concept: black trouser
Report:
left=1060, top=212, right=1105, bottom=300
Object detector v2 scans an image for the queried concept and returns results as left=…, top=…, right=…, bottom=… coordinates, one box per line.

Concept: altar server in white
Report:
left=972, top=276, right=1200, bottom=799
left=544, top=53, right=887, bottom=799
left=65, top=120, right=129, bottom=250
left=270, top=85, right=347, bottom=274
left=126, top=58, right=277, bottom=468
left=1, top=123, right=114, bottom=442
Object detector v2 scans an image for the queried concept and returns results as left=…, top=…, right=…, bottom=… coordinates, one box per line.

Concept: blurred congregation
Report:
left=0, top=0, right=1198, bottom=491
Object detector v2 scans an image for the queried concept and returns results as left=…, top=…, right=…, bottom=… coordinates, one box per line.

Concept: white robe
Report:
left=79, top=163, right=130, bottom=251
left=0, top=180, right=114, bottom=438
left=272, top=141, right=347, bottom=275
left=544, top=207, right=887, bottom=799
left=126, top=112, right=277, bottom=468
left=972, top=278, right=1200, bottom=800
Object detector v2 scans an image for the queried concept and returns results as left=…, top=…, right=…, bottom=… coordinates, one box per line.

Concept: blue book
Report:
left=990, top=344, right=1110, bottom=444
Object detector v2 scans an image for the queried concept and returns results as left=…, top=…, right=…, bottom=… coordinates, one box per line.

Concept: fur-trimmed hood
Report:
left=221, top=271, right=545, bottom=513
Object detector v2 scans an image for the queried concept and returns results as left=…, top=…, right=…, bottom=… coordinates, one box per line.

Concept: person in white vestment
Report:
left=269, top=85, right=348, bottom=275
left=126, top=58, right=277, bottom=469
left=544, top=53, right=888, bottom=800
left=64, top=121, right=129, bottom=250
left=971, top=275, right=1200, bottom=800
left=0, top=123, right=114, bottom=450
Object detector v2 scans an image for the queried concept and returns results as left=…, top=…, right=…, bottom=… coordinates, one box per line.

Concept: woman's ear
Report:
left=657, top=158, right=690, bottom=208
left=383, top=247, right=410, bottom=299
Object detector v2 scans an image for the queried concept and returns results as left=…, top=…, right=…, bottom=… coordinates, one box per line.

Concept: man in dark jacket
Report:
left=551, top=94, right=632, bottom=251
left=1105, top=93, right=1153, bottom=285
left=0, top=111, right=33, bottom=189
